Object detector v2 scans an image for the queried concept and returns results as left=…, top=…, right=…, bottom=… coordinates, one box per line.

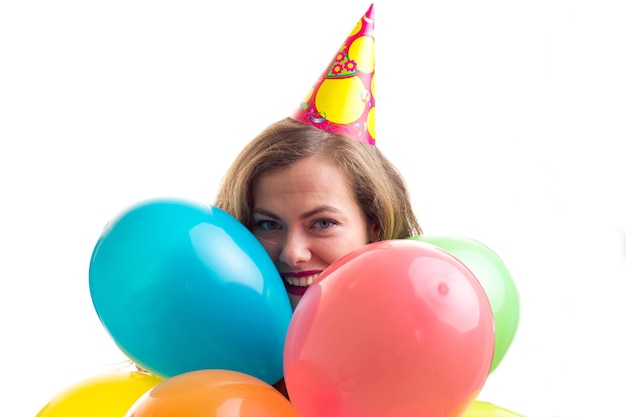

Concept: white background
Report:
left=1, top=1, right=625, bottom=416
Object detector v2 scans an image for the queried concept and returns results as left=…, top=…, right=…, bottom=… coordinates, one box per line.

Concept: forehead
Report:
left=252, top=156, right=358, bottom=212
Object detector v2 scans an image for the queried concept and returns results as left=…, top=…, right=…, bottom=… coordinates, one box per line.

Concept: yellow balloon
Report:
left=464, top=400, right=525, bottom=416
left=36, top=369, right=164, bottom=417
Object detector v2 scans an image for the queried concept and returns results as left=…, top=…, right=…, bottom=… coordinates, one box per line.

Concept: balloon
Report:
left=36, top=368, right=163, bottom=417
left=464, top=400, right=525, bottom=416
left=409, top=235, right=520, bottom=373
left=283, top=239, right=495, bottom=417
left=125, top=369, right=299, bottom=417
left=89, top=199, right=292, bottom=384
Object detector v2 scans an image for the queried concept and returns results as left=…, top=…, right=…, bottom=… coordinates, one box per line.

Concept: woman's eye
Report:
left=313, top=219, right=336, bottom=229
left=255, top=220, right=280, bottom=230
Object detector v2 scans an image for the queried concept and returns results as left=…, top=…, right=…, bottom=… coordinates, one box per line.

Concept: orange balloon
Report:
left=125, top=369, right=298, bottom=417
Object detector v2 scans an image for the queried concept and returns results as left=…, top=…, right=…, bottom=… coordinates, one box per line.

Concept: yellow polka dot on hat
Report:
left=291, top=4, right=376, bottom=145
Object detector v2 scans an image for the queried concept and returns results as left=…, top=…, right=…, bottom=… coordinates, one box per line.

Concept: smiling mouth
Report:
left=281, top=272, right=322, bottom=296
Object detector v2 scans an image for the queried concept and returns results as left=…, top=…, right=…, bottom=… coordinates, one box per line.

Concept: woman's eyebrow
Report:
left=253, top=205, right=343, bottom=220
left=300, top=206, right=342, bottom=220
left=252, top=208, right=280, bottom=219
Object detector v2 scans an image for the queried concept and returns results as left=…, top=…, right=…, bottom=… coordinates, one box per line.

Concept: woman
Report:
left=214, top=117, right=422, bottom=311
left=215, top=4, right=422, bottom=309
left=214, top=5, right=422, bottom=397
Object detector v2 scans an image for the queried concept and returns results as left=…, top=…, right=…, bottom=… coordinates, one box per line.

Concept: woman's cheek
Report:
left=256, top=239, right=280, bottom=262
left=323, top=240, right=365, bottom=265
left=268, top=247, right=281, bottom=263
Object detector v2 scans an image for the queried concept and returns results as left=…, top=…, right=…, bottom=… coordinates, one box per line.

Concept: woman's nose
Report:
left=278, top=230, right=312, bottom=266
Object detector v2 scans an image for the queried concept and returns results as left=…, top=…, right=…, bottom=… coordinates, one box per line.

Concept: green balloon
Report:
left=408, top=235, right=520, bottom=374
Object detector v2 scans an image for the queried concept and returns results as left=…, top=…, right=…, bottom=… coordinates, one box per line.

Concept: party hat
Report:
left=291, top=4, right=376, bottom=145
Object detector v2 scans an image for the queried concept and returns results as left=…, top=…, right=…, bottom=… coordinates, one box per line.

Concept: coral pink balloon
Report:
left=283, top=240, right=495, bottom=417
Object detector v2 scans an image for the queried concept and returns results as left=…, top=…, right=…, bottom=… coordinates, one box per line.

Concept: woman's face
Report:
left=252, top=155, right=373, bottom=310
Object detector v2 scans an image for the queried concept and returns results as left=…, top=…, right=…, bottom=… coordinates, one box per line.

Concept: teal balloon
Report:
left=89, top=199, right=292, bottom=384
left=408, top=235, right=520, bottom=374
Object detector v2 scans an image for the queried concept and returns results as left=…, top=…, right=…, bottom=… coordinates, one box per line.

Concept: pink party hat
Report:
left=291, top=4, right=376, bottom=145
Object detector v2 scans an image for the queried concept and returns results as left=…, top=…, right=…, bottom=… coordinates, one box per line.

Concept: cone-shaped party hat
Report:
left=291, top=4, right=376, bottom=145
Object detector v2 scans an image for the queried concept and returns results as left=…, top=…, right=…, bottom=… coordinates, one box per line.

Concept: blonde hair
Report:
left=214, top=117, right=422, bottom=240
